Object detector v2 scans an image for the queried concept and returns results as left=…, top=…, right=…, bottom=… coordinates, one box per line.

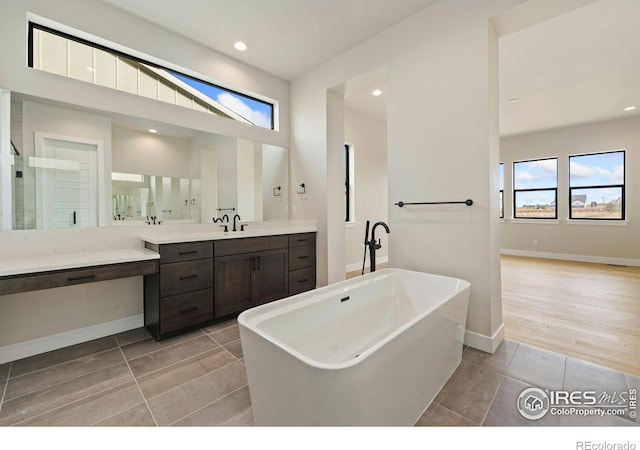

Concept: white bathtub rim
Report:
left=238, top=268, right=470, bottom=371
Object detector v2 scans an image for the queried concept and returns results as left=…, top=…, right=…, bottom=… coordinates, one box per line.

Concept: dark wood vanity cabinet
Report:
left=144, top=241, right=214, bottom=340
left=288, top=233, right=317, bottom=295
left=144, top=232, right=316, bottom=341
left=214, top=236, right=289, bottom=317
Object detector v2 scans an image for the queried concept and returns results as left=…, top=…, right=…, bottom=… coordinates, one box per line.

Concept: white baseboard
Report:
left=346, top=256, right=389, bottom=273
left=464, top=323, right=504, bottom=354
left=0, top=314, right=144, bottom=364
left=501, top=249, right=640, bottom=267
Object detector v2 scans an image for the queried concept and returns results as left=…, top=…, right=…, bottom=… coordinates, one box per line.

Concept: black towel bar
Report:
left=395, top=199, right=473, bottom=207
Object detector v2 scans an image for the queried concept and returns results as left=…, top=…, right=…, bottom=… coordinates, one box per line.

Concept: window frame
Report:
left=568, top=150, right=625, bottom=221
left=345, top=144, right=355, bottom=223
left=499, top=162, right=504, bottom=219
left=512, top=157, right=558, bottom=220
left=27, top=21, right=275, bottom=130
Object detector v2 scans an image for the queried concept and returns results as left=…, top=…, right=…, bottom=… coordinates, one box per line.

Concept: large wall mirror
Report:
left=1, top=90, right=289, bottom=230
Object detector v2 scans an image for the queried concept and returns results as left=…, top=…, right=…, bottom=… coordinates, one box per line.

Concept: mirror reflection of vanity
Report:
left=111, top=173, right=199, bottom=223
left=2, top=90, right=289, bottom=230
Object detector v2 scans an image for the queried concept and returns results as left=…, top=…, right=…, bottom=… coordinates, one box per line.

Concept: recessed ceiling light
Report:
left=624, top=106, right=636, bottom=111
left=148, top=129, right=157, bottom=134
left=372, top=89, right=382, bottom=96
left=234, top=41, right=248, bottom=51
left=508, top=98, right=520, bottom=103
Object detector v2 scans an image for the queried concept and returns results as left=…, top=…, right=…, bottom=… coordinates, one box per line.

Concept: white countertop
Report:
left=140, top=223, right=317, bottom=245
left=0, top=248, right=159, bottom=277
left=0, top=221, right=316, bottom=277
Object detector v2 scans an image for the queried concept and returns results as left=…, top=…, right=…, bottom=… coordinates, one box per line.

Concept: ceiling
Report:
left=98, top=0, right=638, bottom=137
left=101, top=0, right=437, bottom=81
left=499, top=0, right=640, bottom=136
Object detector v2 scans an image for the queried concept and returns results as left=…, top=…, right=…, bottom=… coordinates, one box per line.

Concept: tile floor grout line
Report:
left=504, top=342, right=520, bottom=373
left=7, top=344, right=121, bottom=381
left=127, top=342, right=226, bottom=381
left=479, top=374, right=505, bottom=426
left=166, top=383, right=249, bottom=426
left=121, top=329, right=210, bottom=361
left=203, top=330, right=242, bottom=361
left=2, top=354, right=133, bottom=405
left=561, top=356, right=568, bottom=390
left=6, top=377, right=137, bottom=427
left=202, top=321, right=238, bottom=334
left=140, top=359, right=243, bottom=403
left=117, top=345, right=159, bottom=427
left=0, top=362, right=12, bottom=415
left=218, top=340, right=243, bottom=361
left=430, top=400, right=482, bottom=426
left=91, top=401, right=150, bottom=427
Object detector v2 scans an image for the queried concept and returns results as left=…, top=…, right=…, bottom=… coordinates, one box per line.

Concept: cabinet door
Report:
left=253, top=249, right=289, bottom=306
left=214, top=254, right=253, bottom=317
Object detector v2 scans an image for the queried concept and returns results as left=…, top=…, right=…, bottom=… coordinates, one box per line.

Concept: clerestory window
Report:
left=28, top=22, right=275, bottom=130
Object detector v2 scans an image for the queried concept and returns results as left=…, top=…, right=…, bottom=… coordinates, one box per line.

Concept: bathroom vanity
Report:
left=0, top=249, right=159, bottom=295
left=142, top=230, right=316, bottom=341
left=0, top=222, right=316, bottom=362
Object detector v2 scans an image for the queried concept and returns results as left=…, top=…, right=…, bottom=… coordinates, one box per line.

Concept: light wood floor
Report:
left=347, top=257, right=640, bottom=376
left=501, top=255, right=640, bottom=376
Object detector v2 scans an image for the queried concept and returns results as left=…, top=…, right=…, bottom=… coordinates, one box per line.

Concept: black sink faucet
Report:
left=222, top=214, right=229, bottom=223
left=367, top=221, right=390, bottom=272
left=233, top=214, right=242, bottom=232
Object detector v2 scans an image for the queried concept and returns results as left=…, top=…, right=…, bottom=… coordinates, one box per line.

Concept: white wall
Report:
left=344, top=107, right=388, bottom=271
left=112, top=126, right=192, bottom=179
left=215, top=135, right=239, bottom=217
left=262, top=144, right=289, bottom=221
left=500, top=115, right=640, bottom=264
left=290, top=0, right=533, bottom=350
left=237, top=138, right=257, bottom=221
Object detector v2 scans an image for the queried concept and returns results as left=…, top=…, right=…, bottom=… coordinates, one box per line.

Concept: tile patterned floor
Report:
left=0, top=321, right=638, bottom=427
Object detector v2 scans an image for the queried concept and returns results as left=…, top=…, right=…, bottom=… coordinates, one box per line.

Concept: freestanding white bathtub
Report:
left=238, top=268, right=470, bottom=426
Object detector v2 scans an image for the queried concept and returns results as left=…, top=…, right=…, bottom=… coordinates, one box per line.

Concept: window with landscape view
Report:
left=569, top=150, right=625, bottom=220
left=513, top=158, right=558, bottom=219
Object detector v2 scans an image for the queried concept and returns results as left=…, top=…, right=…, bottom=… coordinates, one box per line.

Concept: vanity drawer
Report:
left=288, top=233, right=316, bottom=248
left=289, top=245, right=316, bottom=270
left=160, top=259, right=213, bottom=297
left=160, top=288, right=214, bottom=334
left=289, top=266, right=316, bottom=295
left=214, top=235, right=288, bottom=257
left=157, top=241, right=213, bottom=264
left=0, top=260, right=158, bottom=295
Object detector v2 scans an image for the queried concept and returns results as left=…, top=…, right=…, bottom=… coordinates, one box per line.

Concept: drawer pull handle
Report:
left=297, top=239, right=309, bottom=242
left=179, top=306, right=198, bottom=314
left=179, top=274, right=198, bottom=280
left=297, top=255, right=309, bottom=259
left=298, top=278, right=309, bottom=283
left=179, top=250, right=198, bottom=256
left=67, top=275, right=95, bottom=282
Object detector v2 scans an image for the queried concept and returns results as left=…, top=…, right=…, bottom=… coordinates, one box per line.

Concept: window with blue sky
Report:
left=513, top=158, right=557, bottom=219
left=171, top=73, right=273, bottom=129
left=569, top=150, right=624, bottom=220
